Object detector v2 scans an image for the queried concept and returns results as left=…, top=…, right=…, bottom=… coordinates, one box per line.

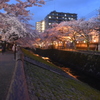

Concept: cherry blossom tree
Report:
left=0, top=0, right=45, bottom=16
left=50, top=20, right=82, bottom=49
left=38, top=18, right=98, bottom=50
left=60, top=20, right=81, bottom=49
left=0, top=0, right=45, bottom=47
left=0, top=13, right=27, bottom=41
left=53, top=19, right=97, bottom=50
left=92, top=15, right=100, bottom=42
left=39, top=29, right=57, bottom=49
left=78, top=19, right=98, bottom=50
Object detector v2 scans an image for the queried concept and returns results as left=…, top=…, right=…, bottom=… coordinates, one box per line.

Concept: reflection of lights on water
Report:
left=35, top=55, right=78, bottom=79
left=61, top=67, right=78, bottom=79
left=34, top=54, right=39, bottom=56
left=42, top=57, right=49, bottom=60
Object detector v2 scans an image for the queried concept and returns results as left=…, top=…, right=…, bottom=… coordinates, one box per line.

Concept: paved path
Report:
left=0, top=51, right=16, bottom=100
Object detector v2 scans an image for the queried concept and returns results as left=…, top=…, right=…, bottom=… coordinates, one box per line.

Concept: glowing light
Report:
left=42, top=57, right=49, bottom=60
left=61, top=67, right=78, bottom=79
left=93, top=40, right=96, bottom=42
left=83, top=41, right=86, bottom=43
left=77, top=41, right=79, bottom=43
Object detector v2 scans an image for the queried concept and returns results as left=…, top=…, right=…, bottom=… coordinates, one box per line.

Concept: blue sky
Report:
left=1, top=0, right=100, bottom=28
left=27, top=0, right=100, bottom=27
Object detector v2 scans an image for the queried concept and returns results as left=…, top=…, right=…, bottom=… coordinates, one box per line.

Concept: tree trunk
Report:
left=87, top=41, right=90, bottom=51
left=73, top=40, right=76, bottom=50
left=63, top=41, right=65, bottom=49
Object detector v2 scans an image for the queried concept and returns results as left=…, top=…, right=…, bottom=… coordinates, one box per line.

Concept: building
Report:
left=44, top=10, right=77, bottom=29
left=36, top=11, right=77, bottom=32
left=36, top=20, right=45, bottom=33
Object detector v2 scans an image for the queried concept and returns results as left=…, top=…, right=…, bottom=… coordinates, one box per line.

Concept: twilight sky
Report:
left=4, top=0, right=100, bottom=28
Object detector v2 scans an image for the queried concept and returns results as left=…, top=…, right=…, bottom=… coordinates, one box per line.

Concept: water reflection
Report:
left=61, top=67, right=79, bottom=79
left=42, top=57, right=78, bottom=79
left=38, top=55, right=100, bottom=91
left=42, top=57, right=49, bottom=60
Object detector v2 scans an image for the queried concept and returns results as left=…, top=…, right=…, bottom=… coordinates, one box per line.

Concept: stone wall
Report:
left=34, top=48, right=100, bottom=79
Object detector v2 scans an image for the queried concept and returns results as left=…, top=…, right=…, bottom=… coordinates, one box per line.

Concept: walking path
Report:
left=0, top=51, right=16, bottom=100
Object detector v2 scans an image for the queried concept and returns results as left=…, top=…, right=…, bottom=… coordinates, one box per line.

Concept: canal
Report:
left=42, top=56, right=100, bottom=91
left=53, top=61, right=100, bottom=91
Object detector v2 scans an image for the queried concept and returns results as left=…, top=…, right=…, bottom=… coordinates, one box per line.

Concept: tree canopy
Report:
left=0, top=0, right=45, bottom=45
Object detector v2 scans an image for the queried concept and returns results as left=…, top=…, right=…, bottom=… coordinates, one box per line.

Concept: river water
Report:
left=60, top=66, right=100, bottom=91
left=42, top=57, right=100, bottom=91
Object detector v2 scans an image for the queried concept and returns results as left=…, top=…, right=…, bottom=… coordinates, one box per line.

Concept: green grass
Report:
left=25, top=62, right=100, bottom=100
left=22, top=48, right=61, bottom=69
left=22, top=48, right=100, bottom=100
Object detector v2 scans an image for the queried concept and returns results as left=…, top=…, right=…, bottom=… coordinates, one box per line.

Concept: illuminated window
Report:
left=71, top=18, right=73, bottom=20
left=65, top=14, right=66, bottom=16
left=62, top=17, right=64, bottom=19
left=49, top=23, right=51, bottom=25
left=49, top=16, right=51, bottom=18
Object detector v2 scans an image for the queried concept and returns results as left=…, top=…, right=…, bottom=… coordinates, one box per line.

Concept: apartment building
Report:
left=36, top=11, right=77, bottom=32
left=45, top=10, right=77, bottom=29
left=36, top=20, right=45, bottom=32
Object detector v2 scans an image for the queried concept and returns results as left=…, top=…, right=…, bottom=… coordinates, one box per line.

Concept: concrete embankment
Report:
left=33, top=48, right=100, bottom=79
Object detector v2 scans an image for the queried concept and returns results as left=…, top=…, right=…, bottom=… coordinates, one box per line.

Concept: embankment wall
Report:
left=34, top=49, right=100, bottom=79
